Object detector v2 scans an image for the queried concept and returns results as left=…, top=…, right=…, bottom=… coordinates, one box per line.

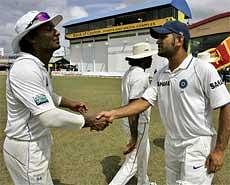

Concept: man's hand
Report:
left=84, top=113, right=110, bottom=131
left=123, top=137, right=137, bottom=155
left=69, top=101, right=88, bottom=114
left=96, top=110, right=115, bottom=123
left=60, top=97, right=88, bottom=114
left=205, top=148, right=225, bottom=174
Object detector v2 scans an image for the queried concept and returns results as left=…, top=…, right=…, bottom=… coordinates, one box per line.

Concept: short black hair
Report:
left=183, top=36, right=190, bottom=52
left=19, top=29, right=37, bottom=53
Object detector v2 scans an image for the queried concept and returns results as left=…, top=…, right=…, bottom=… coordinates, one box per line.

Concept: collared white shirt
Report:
left=142, top=54, right=230, bottom=140
left=121, top=66, right=151, bottom=127
left=5, top=52, right=58, bottom=141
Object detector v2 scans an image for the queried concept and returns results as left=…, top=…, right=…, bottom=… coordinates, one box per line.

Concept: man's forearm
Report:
left=39, top=108, right=85, bottom=129
left=129, top=114, right=139, bottom=139
left=113, top=98, right=150, bottom=120
left=215, top=104, right=230, bottom=151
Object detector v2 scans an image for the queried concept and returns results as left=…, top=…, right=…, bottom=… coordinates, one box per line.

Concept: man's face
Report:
left=142, top=56, right=152, bottom=69
left=33, top=22, right=60, bottom=52
left=156, top=33, right=179, bottom=58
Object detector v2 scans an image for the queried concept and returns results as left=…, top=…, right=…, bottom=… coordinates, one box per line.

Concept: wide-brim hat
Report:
left=126, top=42, right=157, bottom=60
left=12, top=10, right=63, bottom=53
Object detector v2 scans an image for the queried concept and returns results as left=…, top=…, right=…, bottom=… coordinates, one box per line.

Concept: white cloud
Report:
left=115, top=3, right=127, bottom=10
left=186, top=0, right=230, bottom=22
left=69, top=6, right=88, bottom=19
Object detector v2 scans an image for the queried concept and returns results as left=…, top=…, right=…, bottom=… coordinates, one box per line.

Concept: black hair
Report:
left=126, top=58, right=142, bottom=66
left=19, top=29, right=37, bottom=53
left=183, top=38, right=189, bottom=52
left=126, top=56, right=152, bottom=70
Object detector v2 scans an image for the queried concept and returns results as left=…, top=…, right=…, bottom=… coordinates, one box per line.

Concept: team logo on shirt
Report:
left=33, top=94, right=49, bottom=105
left=179, top=79, right=188, bottom=89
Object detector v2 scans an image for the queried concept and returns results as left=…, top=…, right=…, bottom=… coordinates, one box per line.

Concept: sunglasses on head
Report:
left=26, top=12, right=50, bottom=29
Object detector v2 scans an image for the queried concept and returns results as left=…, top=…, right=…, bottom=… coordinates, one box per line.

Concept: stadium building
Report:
left=189, top=12, right=230, bottom=55
left=63, top=0, right=192, bottom=74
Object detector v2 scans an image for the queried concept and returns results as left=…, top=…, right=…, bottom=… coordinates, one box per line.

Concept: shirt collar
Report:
left=130, top=66, right=144, bottom=72
left=176, top=54, right=193, bottom=70
left=164, top=54, right=193, bottom=73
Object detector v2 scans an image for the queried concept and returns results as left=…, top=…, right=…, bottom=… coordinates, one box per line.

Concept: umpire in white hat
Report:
left=3, top=10, right=107, bottom=185
left=109, top=42, right=157, bottom=185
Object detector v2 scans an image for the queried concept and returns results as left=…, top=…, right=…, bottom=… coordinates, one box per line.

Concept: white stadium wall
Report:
left=68, top=29, right=165, bottom=74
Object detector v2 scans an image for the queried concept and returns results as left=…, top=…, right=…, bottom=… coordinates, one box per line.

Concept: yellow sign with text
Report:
left=66, top=17, right=174, bottom=39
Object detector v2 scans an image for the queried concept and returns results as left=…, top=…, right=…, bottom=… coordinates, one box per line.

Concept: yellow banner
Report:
left=66, top=17, right=174, bottom=39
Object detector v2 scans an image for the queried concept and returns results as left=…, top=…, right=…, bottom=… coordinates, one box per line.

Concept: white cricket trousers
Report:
left=165, top=135, right=215, bottom=185
left=109, top=123, right=150, bottom=185
left=3, top=135, right=53, bottom=185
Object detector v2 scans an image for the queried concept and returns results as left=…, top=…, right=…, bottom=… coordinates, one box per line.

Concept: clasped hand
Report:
left=84, top=113, right=111, bottom=131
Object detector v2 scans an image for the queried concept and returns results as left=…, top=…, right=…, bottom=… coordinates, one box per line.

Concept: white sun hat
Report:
left=197, top=52, right=211, bottom=62
left=12, top=10, right=63, bottom=53
left=126, top=42, right=157, bottom=60
left=197, top=51, right=219, bottom=63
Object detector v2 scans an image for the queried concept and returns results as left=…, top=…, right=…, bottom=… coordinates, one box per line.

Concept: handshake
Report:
left=70, top=101, right=115, bottom=131
left=83, top=112, right=112, bottom=131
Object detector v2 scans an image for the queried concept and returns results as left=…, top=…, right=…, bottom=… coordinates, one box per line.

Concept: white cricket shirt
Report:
left=121, top=66, right=151, bottom=127
left=5, top=52, right=58, bottom=141
left=142, top=54, right=230, bottom=140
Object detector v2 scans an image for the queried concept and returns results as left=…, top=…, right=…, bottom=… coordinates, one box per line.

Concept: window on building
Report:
left=138, top=31, right=149, bottom=35
left=82, top=39, right=93, bottom=43
left=95, top=36, right=108, bottom=42
left=106, top=18, right=115, bottom=27
left=191, top=32, right=230, bottom=55
left=158, top=6, right=174, bottom=19
left=67, top=23, right=89, bottom=33
left=89, top=20, right=107, bottom=29
left=66, top=5, right=177, bottom=34
left=110, top=33, right=136, bottom=39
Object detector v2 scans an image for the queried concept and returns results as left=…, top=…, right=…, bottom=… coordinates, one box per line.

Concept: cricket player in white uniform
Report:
left=3, top=10, right=107, bottom=185
left=97, top=21, right=230, bottom=185
left=109, top=42, right=156, bottom=185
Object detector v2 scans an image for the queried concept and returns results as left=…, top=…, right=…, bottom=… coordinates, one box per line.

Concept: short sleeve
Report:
left=195, top=60, right=230, bottom=109
left=129, top=73, right=149, bottom=100
left=142, top=71, right=158, bottom=106
left=9, top=60, right=55, bottom=115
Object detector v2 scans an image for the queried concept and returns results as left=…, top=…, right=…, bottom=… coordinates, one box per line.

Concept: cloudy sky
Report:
left=0, top=0, right=229, bottom=54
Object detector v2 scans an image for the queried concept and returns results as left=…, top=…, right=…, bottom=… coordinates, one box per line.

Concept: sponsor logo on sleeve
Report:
left=33, top=94, right=49, bottom=105
left=210, top=79, right=223, bottom=89
left=157, top=80, right=170, bottom=87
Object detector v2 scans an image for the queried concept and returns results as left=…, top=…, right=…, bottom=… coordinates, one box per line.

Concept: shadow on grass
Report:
left=152, top=137, right=165, bottom=150
left=53, top=179, right=74, bottom=185
left=101, top=155, right=137, bottom=185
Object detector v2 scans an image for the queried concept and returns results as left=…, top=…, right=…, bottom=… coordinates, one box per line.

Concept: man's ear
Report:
left=175, top=35, right=184, bottom=47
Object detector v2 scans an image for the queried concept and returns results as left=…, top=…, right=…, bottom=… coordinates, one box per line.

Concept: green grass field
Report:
left=0, top=75, right=230, bottom=185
